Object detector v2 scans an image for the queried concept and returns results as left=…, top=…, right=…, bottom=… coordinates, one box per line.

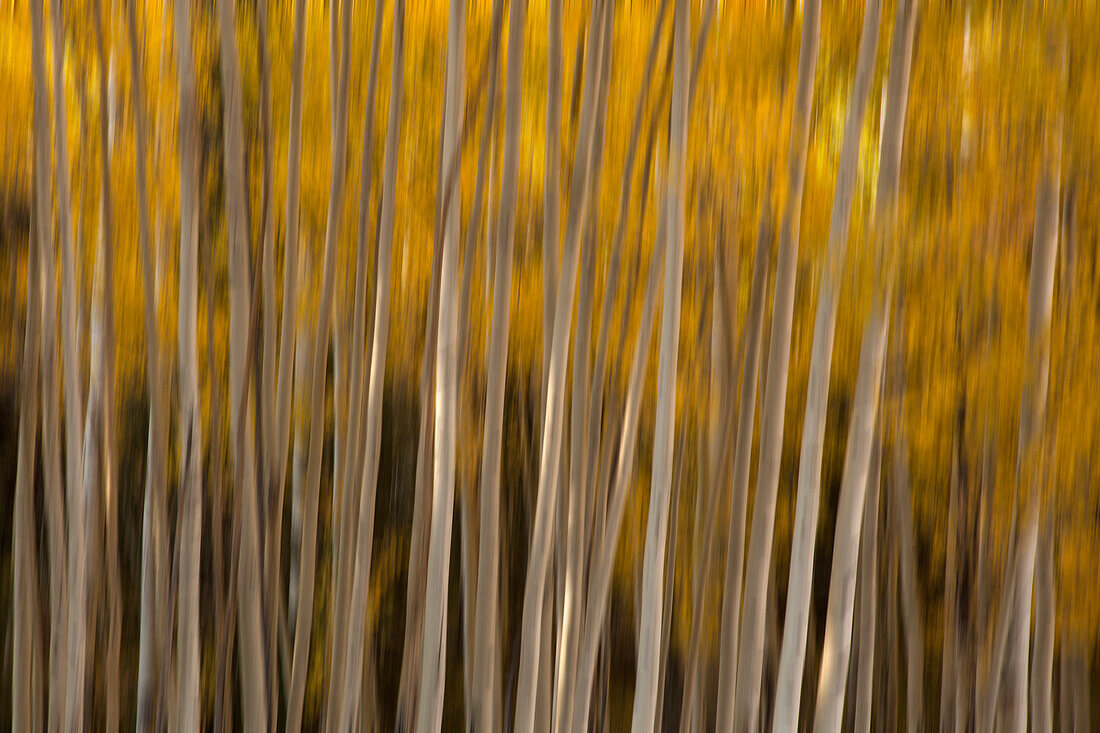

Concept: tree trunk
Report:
left=50, top=0, right=87, bottom=723
left=853, top=424, right=883, bottom=733
left=630, top=0, right=690, bottom=726
left=125, top=1, right=171, bottom=724
left=771, top=0, right=882, bottom=722
left=732, top=0, right=822, bottom=722
left=414, top=0, right=464, bottom=723
left=1029, top=530, right=1054, bottom=733
left=338, top=0, right=404, bottom=721
left=571, top=186, right=667, bottom=733
left=469, top=0, right=521, bottom=725
left=512, top=0, right=611, bottom=727
left=285, top=0, right=354, bottom=727
left=171, top=0, right=203, bottom=725
left=811, top=299, right=891, bottom=733
left=14, top=151, right=43, bottom=732
left=714, top=189, right=774, bottom=733
left=812, top=0, right=917, bottom=725
left=553, top=8, right=613, bottom=730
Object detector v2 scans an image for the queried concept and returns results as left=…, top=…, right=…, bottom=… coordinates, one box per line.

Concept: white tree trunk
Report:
left=811, top=303, right=891, bottom=733
left=285, top=0, right=354, bottom=728
left=415, top=0, right=464, bottom=724
left=732, top=0, right=822, bottom=723
left=171, top=0, right=203, bottom=725
left=630, top=0, right=689, bottom=726
left=125, top=1, right=171, bottom=725
left=512, top=0, right=611, bottom=728
left=339, top=0, right=404, bottom=722
left=470, top=0, right=521, bottom=725
left=853, top=424, right=883, bottom=733
left=771, top=0, right=882, bottom=723
left=217, top=0, right=274, bottom=722
left=50, top=0, right=87, bottom=723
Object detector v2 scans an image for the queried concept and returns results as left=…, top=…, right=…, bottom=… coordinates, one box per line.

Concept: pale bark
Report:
left=414, top=0, right=464, bottom=723
left=853, top=425, right=883, bottom=733
left=812, top=0, right=918, bottom=726
left=254, top=0, right=283, bottom=707
left=771, top=0, right=883, bottom=722
left=583, top=0, right=669, bottom=565
left=553, top=10, right=613, bottom=730
left=276, top=0, right=308, bottom=615
left=572, top=187, right=668, bottom=733
left=217, top=0, right=272, bottom=722
left=328, top=0, right=384, bottom=709
left=338, top=0, right=404, bottom=721
left=90, top=5, right=122, bottom=730
left=893, top=396, right=923, bottom=733
left=14, top=163, right=43, bottom=732
left=732, top=0, right=821, bottom=722
left=31, top=0, right=66, bottom=723
left=714, top=193, right=773, bottom=733
left=285, top=0, right=354, bottom=727
left=171, top=0, right=203, bottom=725
left=125, top=0, right=171, bottom=724
left=1003, top=113, right=1061, bottom=733
left=512, top=0, right=611, bottom=727
left=811, top=304, right=891, bottom=733
left=543, top=0, right=562, bottom=406
left=469, top=0, right=520, bottom=725
left=1029, top=530, right=1054, bottom=733
left=631, top=0, right=690, bottom=726
left=50, top=0, right=87, bottom=722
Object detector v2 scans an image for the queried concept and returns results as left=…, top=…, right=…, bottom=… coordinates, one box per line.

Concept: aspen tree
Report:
left=771, top=0, right=883, bottom=722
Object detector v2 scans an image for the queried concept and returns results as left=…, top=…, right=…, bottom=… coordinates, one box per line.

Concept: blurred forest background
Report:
left=1, top=0, right=1099, bottom=729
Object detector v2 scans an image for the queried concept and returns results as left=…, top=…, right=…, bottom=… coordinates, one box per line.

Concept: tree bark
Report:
left=732, top=0, right=822, bottom=723
left=469, top=0, right=521, bottom=725
left=853, top=423, right=883, bottom=733
left=125, top=1, right=171, bottom=725
left=285, top=0, right=354, bottom=727
left=414, top=0, right=464, bottom=724
left=512, top=0, right=611, bottom=728
left=771, top=0, right=883, bottom=723
left=338, top=0, right=404, bottom=722
left=171, top=0, right=203, bottom=725
left=630, top=0, right=690, bottom=726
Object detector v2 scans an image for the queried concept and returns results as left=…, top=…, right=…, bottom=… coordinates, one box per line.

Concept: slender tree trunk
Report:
left=469, top=0, right=521, bottom=725
left=1030, top=529, right=1054, bottom=733
left=285, top=0, right=354, bottom=727
left=553, top=9, right=613, bottom=730
left=714, top=189, right=773, bottom=733
left=328, top=0, right=385, bottom=712
left=771, top=0, right=883, bottom=723
left=811, top=299, right=891, bottom=733
left=1003, top=108, right=1061, bottom=733
left=894, top=393, right=924, bottom=733
left=274, top=0, right=308, bottom=626
left=853, top=424, right=883, bottom=733
left=125, top=1, right=171, bottom=724
left=732, top=0, right=821, bottom=722
left=170, top=0, right=203, bottom=725
left=631, top=0, right=690, bottom=726
left=512, top=0, right=611, bottom=727
left=338, top=0, right=404, bottom=722
left=571, top=182, right=668, bottom=733
left=90, top=6, right=122, bottom=730
left=414, top=0, right=465, bottom=723
left=813, top=0, right=917, bottom=726
left=14, top=154, right=43, bottom=732
left=49, top=0, right=88, bottom=722
left=217, top=0, right=274, bottom=722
